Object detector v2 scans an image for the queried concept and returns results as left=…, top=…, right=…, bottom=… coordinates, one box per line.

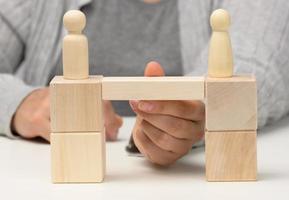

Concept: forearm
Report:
left=0, top=74, right=38, bottom=138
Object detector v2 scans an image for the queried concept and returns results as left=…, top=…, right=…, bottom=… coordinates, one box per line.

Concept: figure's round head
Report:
left=63, top=10, right=86, bottom=33
left=210, top=9, right=230, bottom=31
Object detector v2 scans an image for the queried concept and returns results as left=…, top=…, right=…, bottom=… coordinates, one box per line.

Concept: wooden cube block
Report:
left=206, top=75, right=257, bottom=131
left=102, top=76, right=205, bottom=100
left=51, top=132, right=105, bottom=183
left=50, top=76, right=103, bottom=132
left=205, top=131, right=257, bottom=181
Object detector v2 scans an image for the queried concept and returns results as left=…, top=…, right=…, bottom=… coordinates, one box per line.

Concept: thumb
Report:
left=129, top=61, right=165, bottom=112
left=144, top=61, right=165, bottom=77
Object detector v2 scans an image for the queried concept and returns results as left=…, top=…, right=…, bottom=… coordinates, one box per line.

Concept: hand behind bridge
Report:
left=130, top=62, right=205, bottom=166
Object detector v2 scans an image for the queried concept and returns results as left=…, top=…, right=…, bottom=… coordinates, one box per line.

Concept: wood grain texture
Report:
left=50, top=76, right=103, bottom=132
left=205, top=131, right=257, bottom=181
left=102, top=76, right=205, bottom=100
left=205, top=75, right=257, bottom=131
left=51, top=132, right=105, bottom=183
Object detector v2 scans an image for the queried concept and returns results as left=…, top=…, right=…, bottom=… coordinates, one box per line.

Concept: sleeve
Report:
left=188, top=0, right=289, bottom=128
left=0, top=75, right=37, bottom=138
left=0, top=5, right=38, bottom=138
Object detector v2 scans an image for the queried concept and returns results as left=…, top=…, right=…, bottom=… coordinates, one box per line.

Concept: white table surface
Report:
left=1, top=116, right=289, bottom=200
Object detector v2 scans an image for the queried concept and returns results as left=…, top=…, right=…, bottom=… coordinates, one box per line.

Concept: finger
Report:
left=103, top=100, right=123, bottom=128
left=133, top=127, right=180, bottom=166
left=135, top=110, right=203, bottom=140
left=129, top=100, right=139, bottom=113
left=137, top=100, right=205, bottom=121
left=105, top=114, right=123, bottom=141
left=144, top=61, right=165, bottom=76
left=130, top=100, right=204, bottom=140
left=141, top=120, right=193, bottom=154
left=103, top=100, right=113, bottom=113
left=105, top=129, right=117, bottom=141
left=103, top=100, right=123, bottom=141
left=129, top=100, right=144, bottom=122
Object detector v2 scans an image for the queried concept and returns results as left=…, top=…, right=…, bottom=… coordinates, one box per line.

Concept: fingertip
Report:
left=106, top=129, right=118, bottom=141
left=144, top=61, right=165, bottom=76
left=138, top=101, right=155, bottom=112
left=129, top=100, right=139, bottom=111
left=116, top=115, right=124, bottom=127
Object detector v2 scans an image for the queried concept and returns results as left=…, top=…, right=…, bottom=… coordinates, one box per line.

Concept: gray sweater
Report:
left=1, top=0, right=289, bottom=138
left=53, top=0, right=182, bottom=116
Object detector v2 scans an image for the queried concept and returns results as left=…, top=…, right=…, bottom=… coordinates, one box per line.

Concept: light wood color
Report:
left=102, top=76, right=205, bottom=100
left=205, top=75, right=257, bottom=131
left=205, top=131, right=257, bottom=181
left=51, top=132, right=105, bottom=183
left=63, top=10, right=89, bottom=79
left=50, top=76, right=103, bottom=132
left=208, top=9, right=234, bottom=78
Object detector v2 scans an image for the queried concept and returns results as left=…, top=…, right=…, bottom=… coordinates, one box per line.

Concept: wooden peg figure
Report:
left=63, top=10, right=89, bottom=79
left=208, top=9, right=233, bottom=78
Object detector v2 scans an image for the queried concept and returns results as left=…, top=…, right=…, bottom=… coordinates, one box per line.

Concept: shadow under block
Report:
left=206, top=75, right=257, bottom=131
left=50, top=76, right=103, bottom=133
left=205, top=131, right=257, bottom=181
left=102, top=76, right=205, bottom=100
left=51, top=132, right=105, bottom=183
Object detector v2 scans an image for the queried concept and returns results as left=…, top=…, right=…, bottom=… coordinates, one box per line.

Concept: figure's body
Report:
left=1, top=0, right=289, bottom=166
left=208, top=9, right=233, bottom=77
left=62, top=10, right=89, bottom=79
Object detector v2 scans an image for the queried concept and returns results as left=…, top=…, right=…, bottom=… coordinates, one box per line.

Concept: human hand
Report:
left=103, top=100, right=123, bottom=141
left=12, top=88, right=122, bottom=142
left=129, top=62, right=205, bottom=166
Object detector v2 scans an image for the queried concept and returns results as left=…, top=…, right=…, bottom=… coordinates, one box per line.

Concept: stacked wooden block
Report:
left=50, top=10, right=105, bottom=183
left=205, top=76, right=257, bottom=181
left=205, top=9, right=257, bottom=181
left=50, top=76, right=105, bottom=183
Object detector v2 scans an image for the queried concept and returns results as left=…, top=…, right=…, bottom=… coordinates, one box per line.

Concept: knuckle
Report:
left=175, top=142, right=190, bottom=155
left=191, top=122, right=205, bottom=137
left=140, top=120, right=147, bottom=129
left=134, top=129, right=149, bottom=149
left=199, top=120, right=205, bottom=131
left=140, top=120, right=154, bottom=135
left=169, top=119, right=183, bottom=134
left=182, top=143, right=192, bottom=155
left=195, top=130, right=205, bottom=140
left=157, top=133, right=171, bottom=150
left=146, top=153, right=158, bottom=164
left=194, top=101, right=205, bottom=121
left=141, top=122, right=172, bottom=151
left=177, top=101, right=188, bottom=114
left=133, top=128, right=142, bottom=142
left=132, top=129, right=147, bottom=154
left=198, top=109, right=205, bottom=121
left=147, top=152, right=165, bottom=166
left=156, top=102, right=165, bottom=113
